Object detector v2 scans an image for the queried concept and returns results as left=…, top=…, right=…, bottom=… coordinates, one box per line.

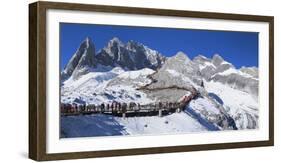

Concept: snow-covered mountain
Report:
left=61, top=67, right=155, bottom=105
left=97, top=37, right=165, bottom=70
left=193, top=54, right=259, bottom=129
left=193, top=54, right=258, bottom=97
left=60, top=37, right=259, bottom=138
left=61, top=37, right=165, bottom=80
left=61, top=37, right=97, bottom=80
left=240, top=66, right=259, bottom=78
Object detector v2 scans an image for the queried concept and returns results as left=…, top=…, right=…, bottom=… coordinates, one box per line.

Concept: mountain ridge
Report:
left=61, top=38, right=259, bottom=130
left=61, top=37, right=258, bottom=97
left=62, top=37, right=166, bottom=80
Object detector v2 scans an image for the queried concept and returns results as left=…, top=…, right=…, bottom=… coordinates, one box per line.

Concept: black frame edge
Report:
left=29, top=2, right=39, bottom=161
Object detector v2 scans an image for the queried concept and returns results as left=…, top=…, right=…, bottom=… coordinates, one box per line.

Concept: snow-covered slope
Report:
left=192, top=54, right=258, bottom=129
left=204, top=81, right=258, bottom=129
left=61, top=112, right=208, bottom=138
left=61, top=67, right=155, bottom=105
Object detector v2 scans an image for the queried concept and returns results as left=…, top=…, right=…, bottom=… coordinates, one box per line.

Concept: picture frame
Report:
left=29, top=1, right=274, bottom=161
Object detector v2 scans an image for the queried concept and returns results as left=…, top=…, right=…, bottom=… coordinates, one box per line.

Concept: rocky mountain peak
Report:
left=173, top=51, right=191, bottom=63
left=127, top=39, right=144, bottom=46
left=62, top=37, right=166, bottom=80
left=84, top=36, right=92, bottom=46
left=104, top=37, right=125, bottom=54
left=125, top=40, right=144, bottom=51
left=108, top=37, right=124, bottom=46
left=212, top=54, right=224, bottom=66
left=61, top=37, right=96, bottom=80
left=162, top=52, right=199, bottom=76
left=193, top=54, right=210, bottom=63
left=240, top=66, right=259, bottom=78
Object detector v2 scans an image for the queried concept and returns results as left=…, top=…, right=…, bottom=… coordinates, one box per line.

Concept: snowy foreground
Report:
left=61, top=96, right=229, bottom=138
left=61, top=109, right=210, bottom=138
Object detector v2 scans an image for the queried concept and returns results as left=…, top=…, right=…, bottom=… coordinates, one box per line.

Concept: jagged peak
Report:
left=173, top=51, right=190, bottom=61
left=103, top=37, right=124, bottom=51
left=127, top=39, right=142, bottom=45
left=81, top=36, right=93, bottom=48
left=175, top=51, right=186, bottom=56
left=85, top=36, right=91, bottom=42
left=164, top=51, right=192, bottom=66
left=125, top=40, right=146, bottom=51
left=61, top=36, right=96, bottom=80
left=212, top=53, right=225, bottom=66
left=193, top=54, right=210, bottom=62
left=109, top=37, right=123, bottom=44
left=212, top=53, right=224, bottom=61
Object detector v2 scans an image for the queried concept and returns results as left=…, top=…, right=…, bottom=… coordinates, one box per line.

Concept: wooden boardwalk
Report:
left=61, top=87, right=199, bottom=118
left=61, top=102, right=186, bottom=117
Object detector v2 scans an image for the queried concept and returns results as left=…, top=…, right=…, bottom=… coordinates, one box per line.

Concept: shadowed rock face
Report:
left=96, top=38, right=165, bottom=70
left=61, top=37, right=96, bottom=80
left=140, top=52, right=202, bottom=102
left=61, top=37, right=166, bottom=80
left=148, top=51, right=202, bottom=90
left=212, top=54, right=225, bottom=67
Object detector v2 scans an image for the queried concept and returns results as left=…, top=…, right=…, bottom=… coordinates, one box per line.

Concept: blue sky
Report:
left=60, top=23, right=258, bottom=69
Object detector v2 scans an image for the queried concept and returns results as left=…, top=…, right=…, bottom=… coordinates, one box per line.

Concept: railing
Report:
left=61, top=87, right=199, bottom=118
left=60, top=102, right=186, bottom=117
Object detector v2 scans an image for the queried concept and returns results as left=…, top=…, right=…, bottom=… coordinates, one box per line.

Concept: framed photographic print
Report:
left=29, top=1, right=274, bottom=161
